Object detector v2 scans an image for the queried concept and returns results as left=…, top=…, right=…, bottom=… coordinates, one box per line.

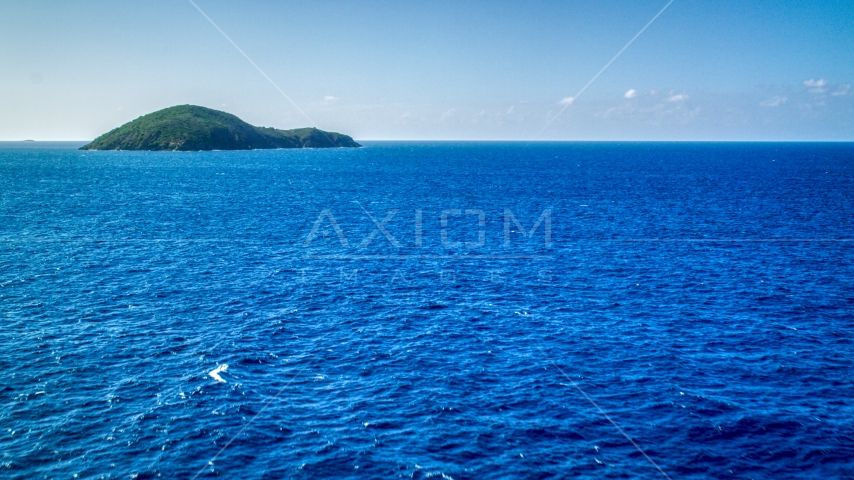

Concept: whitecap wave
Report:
left=208, top=364, right=228, bottom=383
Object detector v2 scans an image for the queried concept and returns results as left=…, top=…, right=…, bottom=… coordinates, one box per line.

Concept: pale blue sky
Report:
left=1, top=0, right=852, bottom=140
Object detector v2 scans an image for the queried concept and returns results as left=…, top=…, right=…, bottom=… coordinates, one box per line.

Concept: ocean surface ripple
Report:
left=1, top=142, right=853, bottom=479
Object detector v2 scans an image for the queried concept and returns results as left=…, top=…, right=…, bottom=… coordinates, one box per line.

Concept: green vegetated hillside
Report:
left=80, top=105, right=360, bottom=151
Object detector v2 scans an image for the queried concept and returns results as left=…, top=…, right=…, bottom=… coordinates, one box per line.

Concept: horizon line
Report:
left=3, top=139, right=854, bottom=144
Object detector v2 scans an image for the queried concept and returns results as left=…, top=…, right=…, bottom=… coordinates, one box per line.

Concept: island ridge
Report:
left=80, top=105, right=360, bottom=151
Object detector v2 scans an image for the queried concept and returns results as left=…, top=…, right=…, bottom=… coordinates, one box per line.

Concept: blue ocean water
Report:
left=1, top=141, right=853, bottom=479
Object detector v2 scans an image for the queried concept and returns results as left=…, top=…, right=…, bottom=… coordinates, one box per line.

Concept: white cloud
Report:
left=760, top=96, right=787, bottom=107
left=441, top=108, right=456, bottom=119
left=803, top=78, right=828, bottom=93
left=624, top=89, right=638, bottom=99
left=832, top=84, right=851, bottom=96
left=506, top=105, right=515, bottom=114
left=558, top=97, right=575, bottom=105
left=667, top=94, right=688, bottom=102
left=322, top=95, right=339, bottom=105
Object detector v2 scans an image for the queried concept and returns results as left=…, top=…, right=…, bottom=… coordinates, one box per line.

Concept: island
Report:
left=79, top=105, right=360, bottom=151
